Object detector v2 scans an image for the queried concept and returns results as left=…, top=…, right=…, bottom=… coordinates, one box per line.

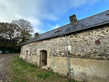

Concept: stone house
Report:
left=20, top=10, right=109, bottom=82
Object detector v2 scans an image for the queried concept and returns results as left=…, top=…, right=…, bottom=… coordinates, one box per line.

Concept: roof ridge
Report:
left=78, top=10, right=109, bottom=22
left=40, top=10, right=109, bottom=36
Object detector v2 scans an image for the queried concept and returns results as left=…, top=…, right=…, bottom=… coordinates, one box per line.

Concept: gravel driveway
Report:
left=0, top=54, right=19, bottom=82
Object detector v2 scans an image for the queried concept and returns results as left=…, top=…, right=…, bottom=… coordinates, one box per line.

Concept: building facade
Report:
left=20, top=10, right=109, bottom=82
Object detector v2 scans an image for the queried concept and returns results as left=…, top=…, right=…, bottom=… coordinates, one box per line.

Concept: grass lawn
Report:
left=9, top=56, right=77, bottom=82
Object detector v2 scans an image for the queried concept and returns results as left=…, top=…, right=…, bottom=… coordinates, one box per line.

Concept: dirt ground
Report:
left=0, top=54, right=19, bottom=82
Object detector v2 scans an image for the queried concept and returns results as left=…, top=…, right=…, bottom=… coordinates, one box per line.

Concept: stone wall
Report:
left=53, top=57, right=109, bottom=82
left=20, top=25, right=109, bottom=82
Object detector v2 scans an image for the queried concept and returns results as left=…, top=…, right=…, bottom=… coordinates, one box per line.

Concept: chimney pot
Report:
left=69, top=14, right=77, bottom=24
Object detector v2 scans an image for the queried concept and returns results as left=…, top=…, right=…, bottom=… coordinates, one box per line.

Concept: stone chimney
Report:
left=69, top=14, right=77, bottom=24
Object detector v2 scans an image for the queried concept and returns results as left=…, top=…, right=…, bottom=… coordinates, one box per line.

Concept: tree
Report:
left=12, top=19, right=33, bottom=43
left=0, top=23, right=17, bottom=40
left=0, top=23, right=20, bottom=53
left=0, top=19, right=33, bottom=53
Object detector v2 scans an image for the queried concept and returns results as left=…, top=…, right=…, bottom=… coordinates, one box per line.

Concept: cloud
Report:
left=53, top=25, right=60, bottom=29
left=71, top=0, right=88, bottom=8
left=88, top=0, right=100, bottom=5
left=0, top=0, right=100, bottom=33
left=0, top=0, right=43, bottom=33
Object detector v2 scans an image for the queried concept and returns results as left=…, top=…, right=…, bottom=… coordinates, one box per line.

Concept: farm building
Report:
left=20, top=10, right=109, bottom=82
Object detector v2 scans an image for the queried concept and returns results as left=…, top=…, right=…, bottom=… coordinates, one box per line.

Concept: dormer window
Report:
left=55, top=29, right=62, bottom=33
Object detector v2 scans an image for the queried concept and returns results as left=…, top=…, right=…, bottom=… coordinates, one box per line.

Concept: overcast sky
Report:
left=0, top=0, right=109, bottom=34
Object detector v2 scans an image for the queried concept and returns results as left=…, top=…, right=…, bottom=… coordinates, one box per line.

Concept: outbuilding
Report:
left=20, top=10, right=109, bottom=82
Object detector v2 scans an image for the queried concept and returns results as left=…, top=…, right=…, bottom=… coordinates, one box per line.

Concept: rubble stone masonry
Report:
left=20, top=25, right=109, bottom=82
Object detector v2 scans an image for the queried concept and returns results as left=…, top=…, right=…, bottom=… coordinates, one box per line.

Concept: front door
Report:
left=40, top=50, right=47, bottom=67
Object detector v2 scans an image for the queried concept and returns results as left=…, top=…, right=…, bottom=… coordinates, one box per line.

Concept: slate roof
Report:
left=21, top=10, right=109, bottom=45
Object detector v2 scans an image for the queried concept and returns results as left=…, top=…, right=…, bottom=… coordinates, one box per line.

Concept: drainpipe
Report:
left=65, top=36, right=71, bottom=81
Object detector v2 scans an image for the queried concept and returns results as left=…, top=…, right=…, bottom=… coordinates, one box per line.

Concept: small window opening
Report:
left=106, top=13, right=109, bottom=16
left=26, top=50, right=28, bottom=58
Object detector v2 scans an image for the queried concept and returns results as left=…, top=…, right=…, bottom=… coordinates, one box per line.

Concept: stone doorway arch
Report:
left=40, top=50, right=47, bottom=67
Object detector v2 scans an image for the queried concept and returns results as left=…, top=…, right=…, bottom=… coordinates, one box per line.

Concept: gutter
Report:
left=65, top=36, right=71, bottom=81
